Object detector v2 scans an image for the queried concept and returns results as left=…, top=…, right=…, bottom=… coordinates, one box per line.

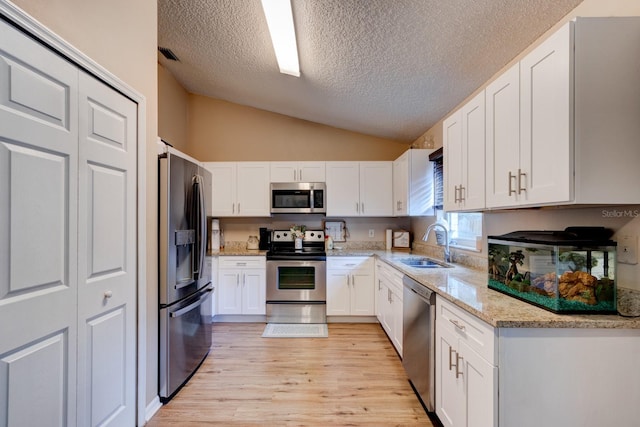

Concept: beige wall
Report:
left=11, top=0, right=160, bottom=411
left=187, top=94, right=409, bottom=161
left=158, top=62, right=189, bottom=152
left=411, top=0, right=640, bottom=290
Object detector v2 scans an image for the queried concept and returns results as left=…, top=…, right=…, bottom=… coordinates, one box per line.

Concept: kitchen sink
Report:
left=398, top=258, right=450, bottom=268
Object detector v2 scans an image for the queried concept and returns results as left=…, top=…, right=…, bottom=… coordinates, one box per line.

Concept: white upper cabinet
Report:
left=485, top=64, right=521, bottom=208
left=326, top=162, right=360, bottom=216
left=519, top=22, right=572, bottom=206
left=444, top=91, right=485, bottom=211
left=486, top=18, right=640, bottom=208
left=270, top=161, right=326, bottom=183
left=360, top=162, right=393, bottom=216
left=204, top=162, right=270, bottom=216
left=326, top=161, right=393, bottom=217
left=486, top=23, right=571, bottom=208
left=393, top=149, right=437, bottom=216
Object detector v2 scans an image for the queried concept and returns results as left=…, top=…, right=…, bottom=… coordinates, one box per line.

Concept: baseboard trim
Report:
left=145, top=396, right=162, bottom=423
left=213, top=314, right=267, bottom=323
left=327, top=316, right=379, bottom=323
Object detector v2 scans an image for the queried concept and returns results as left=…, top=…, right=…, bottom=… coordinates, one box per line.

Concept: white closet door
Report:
left=76, top=72, right=137, bottom=427
left=0, top=20, right=79, bottom=427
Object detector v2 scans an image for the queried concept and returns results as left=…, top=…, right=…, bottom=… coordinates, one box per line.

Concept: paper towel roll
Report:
left=385, top=229, right=392, bottom=251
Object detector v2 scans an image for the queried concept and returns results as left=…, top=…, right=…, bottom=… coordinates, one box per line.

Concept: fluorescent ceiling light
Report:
left=261, top=0, right=300, bottom=77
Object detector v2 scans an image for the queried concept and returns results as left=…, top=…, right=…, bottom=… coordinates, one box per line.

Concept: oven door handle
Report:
left=169, top=286, right=213, bottom=318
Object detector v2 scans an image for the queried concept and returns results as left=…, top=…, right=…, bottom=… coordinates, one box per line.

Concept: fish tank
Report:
left=487, top=228, right=617, bottom=314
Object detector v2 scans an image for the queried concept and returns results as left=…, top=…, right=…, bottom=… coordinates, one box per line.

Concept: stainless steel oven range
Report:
left=266, top=229, right=326, bottom=323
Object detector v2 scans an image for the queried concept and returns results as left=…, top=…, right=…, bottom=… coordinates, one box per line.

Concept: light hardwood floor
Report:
left=147, top=322, right=435, bottom=426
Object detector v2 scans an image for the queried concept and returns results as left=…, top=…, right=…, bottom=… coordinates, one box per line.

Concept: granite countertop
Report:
left=207, top=247, right=640, bottom=328
left=207, top=248, right=268, bottom=256
left=330, top=250, right=640, bottom=329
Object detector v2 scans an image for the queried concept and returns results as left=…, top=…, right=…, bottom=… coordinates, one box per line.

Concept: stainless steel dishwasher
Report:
left=402, top=275, right=436, bottom=412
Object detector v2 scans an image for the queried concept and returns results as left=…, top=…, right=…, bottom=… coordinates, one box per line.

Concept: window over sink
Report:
left=447, top=212, right=482, bottom=251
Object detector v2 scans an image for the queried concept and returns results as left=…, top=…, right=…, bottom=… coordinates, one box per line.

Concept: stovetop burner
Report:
left=267, top=229, right=326, bottom=260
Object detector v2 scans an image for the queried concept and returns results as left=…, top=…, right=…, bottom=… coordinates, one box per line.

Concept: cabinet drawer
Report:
left=437, top=297, right=496, bottom=363
left=376, top=261, right=404, bottom=292
left=219, top=256, right=265, bottom=269
left=328, top=256, right=372, bottom=270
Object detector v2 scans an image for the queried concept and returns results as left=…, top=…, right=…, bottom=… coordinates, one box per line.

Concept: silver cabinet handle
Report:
left=455, top=353, right=464, bottom=378
left=449, top=319, right=466, bottom=331
left=459, top=185, right=465, bottom=202
left=508, top=171, right=517, bottom=196
left=454, top=185, right=459, bottom=203
left=236, top=274, right=240, bottom=286
left=449, top=346, right=456, bottom=371
left=236, top=262, right=247, bottom=266
left=232, top=203, right=235, bottom=214
left=293, top=169, right=297, bottom=181
left=299, top=169, right=302, bottom=181
left=518, top=168, right=526, bottom=194
left=104, top=290, right=113, bottom=299
left=238, top=203, right=240, bottom=214
left=356, top=202, right=359, bottom=213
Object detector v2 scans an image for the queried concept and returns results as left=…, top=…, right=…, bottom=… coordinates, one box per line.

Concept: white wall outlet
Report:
left=368, top=229, right=375, bottom=238
left=618, top=235, right=638, bottom=265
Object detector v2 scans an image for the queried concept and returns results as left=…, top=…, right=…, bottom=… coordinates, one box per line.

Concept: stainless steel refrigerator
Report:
left=159, top=149, right=213, bottom=401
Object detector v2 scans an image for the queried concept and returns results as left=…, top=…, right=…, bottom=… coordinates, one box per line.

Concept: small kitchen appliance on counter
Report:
left=259, top=227, right=272, bottom=250
left=488, top=227, right=617, bottom=314
left=247, top=235, right=259, bottom=250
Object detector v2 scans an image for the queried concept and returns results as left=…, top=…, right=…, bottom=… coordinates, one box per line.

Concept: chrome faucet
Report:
left=422, top=223, right=450, bottom=263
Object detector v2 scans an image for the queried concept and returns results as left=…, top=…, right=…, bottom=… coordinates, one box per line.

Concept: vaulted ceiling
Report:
left=158, top=0, right=583, bottom=142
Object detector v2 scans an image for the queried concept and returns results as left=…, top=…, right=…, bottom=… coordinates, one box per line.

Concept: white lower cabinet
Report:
left=436, top=297, right=497, bottom=427
left=217, top=256, right=266, bottom=315
left=375, top=260, right=404, bottom=355
left=327, top=257, right=375, bottom=316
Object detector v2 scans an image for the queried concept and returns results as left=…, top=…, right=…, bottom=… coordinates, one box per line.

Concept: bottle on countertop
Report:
left=326, top=235, right=334, bottom=251
left=220, top=229, right=225, bottom=250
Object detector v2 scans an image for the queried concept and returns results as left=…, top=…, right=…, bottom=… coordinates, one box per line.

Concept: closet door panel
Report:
left=0, top=19, right=79, bottom=427
left=77, top=72, right=136, bottom=427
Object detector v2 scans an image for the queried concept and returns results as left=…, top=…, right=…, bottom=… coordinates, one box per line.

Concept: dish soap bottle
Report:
left=326, top=235, right=334, bottom=251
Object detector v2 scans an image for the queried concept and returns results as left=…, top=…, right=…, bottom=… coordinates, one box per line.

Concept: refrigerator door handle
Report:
left=169, top=286, right=213, bottom=318
left=192, top=175, right=206, bottom=278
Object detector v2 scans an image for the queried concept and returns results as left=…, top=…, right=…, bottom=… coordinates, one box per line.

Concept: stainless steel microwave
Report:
left=270, top=182, right=326, bottom=214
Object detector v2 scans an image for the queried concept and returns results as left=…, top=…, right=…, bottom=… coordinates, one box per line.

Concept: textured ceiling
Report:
left=158, top=0, right=583, bottom=142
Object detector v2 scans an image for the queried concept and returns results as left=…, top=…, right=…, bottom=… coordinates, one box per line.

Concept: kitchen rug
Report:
left=262, top=323, right=328, bottom=338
